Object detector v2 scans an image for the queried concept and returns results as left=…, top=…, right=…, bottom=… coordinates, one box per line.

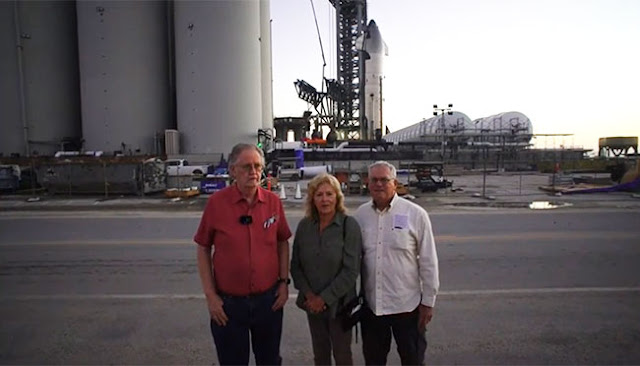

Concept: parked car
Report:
left=165, top=159, right=209, bottom=176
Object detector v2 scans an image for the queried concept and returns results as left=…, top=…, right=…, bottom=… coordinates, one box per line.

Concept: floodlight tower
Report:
left=433, top=104, right=453, bottom=160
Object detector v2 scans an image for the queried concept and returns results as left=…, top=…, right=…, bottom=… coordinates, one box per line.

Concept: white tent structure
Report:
left=470, top=111, right=533, bottom=146
left=385, top=111, right=533, bottom=147
left=385, top=111, right=474, bottom=143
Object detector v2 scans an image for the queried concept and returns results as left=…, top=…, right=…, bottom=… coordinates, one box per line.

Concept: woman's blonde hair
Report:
left=305, top=173, right=346, bottom=219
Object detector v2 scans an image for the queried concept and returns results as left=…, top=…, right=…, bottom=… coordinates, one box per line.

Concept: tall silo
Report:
left=260, top=0, right=273, bottom=132
left=174, top=1, right=262, bottom=156
left=0, top=1, right=80, bottom=157
left=0, top=1, right=23, bottom=157
left=77, top=1, right=170, bottom=154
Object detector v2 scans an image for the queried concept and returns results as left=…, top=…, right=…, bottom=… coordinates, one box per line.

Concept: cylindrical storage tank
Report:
left=0, top=1, right=23, bottom=157
left=77, top=1, right=170, bottom=154
left=174, top=1, right=262, bottom=155
left=0, top=1, right=81, bottom=157
left=164, top=129, right=179, bottom=156
left=259, top=0, right=273, bottom=131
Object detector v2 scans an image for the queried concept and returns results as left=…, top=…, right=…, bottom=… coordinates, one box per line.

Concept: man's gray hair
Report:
left=368, top=161, right=397, bottom=179
left=228, top=143, right=265, bottom=167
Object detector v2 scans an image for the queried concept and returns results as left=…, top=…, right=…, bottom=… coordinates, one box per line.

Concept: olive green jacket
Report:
left=290, top=211, right=362, bottom=318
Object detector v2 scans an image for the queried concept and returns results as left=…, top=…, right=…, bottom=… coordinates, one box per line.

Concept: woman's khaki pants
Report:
left=307, top=312, right=353, bottom=365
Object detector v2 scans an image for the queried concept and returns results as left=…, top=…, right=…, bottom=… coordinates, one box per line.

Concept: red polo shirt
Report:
left=194, top=184, right=292, bottom=296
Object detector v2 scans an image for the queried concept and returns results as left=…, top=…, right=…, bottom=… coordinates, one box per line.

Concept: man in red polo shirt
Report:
left=194, top=143, right=292, bottom=366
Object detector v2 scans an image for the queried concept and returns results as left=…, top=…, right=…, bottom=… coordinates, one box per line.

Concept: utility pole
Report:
left=14, top=2, right=30, bottom=157
left=482, top=146, right=487, bottom=198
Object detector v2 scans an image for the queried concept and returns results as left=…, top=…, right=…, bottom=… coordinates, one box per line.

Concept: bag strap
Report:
left=343, top=215, right=347, bottom=240
left=343, top=214, right=363, bottom=344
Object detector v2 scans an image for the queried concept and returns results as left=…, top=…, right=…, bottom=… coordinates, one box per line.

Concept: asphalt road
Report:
left=1, top=209, right=639, bottom=364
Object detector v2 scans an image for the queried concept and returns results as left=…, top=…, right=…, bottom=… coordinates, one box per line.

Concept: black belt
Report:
left=219, top=282, right=278, bottom=298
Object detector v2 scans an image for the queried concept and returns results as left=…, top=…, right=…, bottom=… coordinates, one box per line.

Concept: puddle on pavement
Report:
left=452, top=201, right=573, bottom=209
left=528, top=201, right=573, bottom=210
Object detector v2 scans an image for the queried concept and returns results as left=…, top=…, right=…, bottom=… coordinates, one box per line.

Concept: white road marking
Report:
left=2, top=287, right=639, bottom=301
left=440, top=287, right=640, bottom=296
left=0, top=212, right=307, bottom=221
left=2, top=208, right=636, bottom=220
left=1, top=229, right=636, bottom=247
left=437, top=231, right=637, bottom=243
left=0, top=239, right=196, bottom=246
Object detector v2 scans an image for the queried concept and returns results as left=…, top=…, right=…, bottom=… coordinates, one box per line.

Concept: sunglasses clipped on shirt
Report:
left=239, top=215, right=253, bottom=225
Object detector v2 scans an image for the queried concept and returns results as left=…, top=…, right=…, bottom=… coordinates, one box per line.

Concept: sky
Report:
left=270, top=0, right=640, bottom=153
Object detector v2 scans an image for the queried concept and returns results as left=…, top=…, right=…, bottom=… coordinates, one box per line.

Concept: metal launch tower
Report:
left=295, top=0, right=367, bottom=140
left=331, top=0, right=367, bottom=140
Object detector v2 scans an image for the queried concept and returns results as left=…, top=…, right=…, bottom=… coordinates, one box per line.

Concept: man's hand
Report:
left=417, top=304, right=433, bottom=332
left=207, top=293, right=228, bottom=326
left=304, top=292, right=327, bottom=314
left=272, top=282, right=289, bottom=311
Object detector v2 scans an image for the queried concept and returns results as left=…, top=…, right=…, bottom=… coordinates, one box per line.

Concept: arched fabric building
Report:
left=385, top=111, right=474, bottom=143
left=470, top=111, right=533, bottom=146
left=385, top=111, right=533, bottom=147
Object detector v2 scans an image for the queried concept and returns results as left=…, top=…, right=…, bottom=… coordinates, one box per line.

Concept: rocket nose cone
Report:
left=367, top=20, right=380, bottom=37
left=364, top=20, right=384, bottom=54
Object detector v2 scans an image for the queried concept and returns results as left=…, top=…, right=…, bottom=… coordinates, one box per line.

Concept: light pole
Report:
left=433, top=104, right=453, bottom=162
left=482, top=146, right=487, bottom=198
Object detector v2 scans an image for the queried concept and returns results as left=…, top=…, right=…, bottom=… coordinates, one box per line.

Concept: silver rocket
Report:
left=357, top=20, right=388, bottom=140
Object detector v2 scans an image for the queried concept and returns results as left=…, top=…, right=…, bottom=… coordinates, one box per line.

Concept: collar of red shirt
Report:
left=230, top=184, right=267, bottom=205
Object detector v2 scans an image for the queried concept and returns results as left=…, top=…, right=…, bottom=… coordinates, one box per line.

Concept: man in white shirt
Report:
left=353, top=161, right=439, bottom=366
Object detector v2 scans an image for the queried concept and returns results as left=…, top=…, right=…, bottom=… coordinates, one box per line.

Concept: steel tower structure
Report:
left=330, top=0, right=366, bottom=139
left=295, top=0, right=366, bottom=141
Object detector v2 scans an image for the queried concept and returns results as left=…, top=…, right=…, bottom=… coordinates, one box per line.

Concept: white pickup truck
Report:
left=165, top=159, right=209, bottom=176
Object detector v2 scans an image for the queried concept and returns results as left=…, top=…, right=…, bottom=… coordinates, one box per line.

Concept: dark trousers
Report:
left=361, top=306, right=427, bottom=366
left=307, top=312, right=353, bottom=365
left=209, top=285, right=283, bottom=366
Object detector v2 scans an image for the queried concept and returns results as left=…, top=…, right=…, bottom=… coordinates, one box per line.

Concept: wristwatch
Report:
left=277, top=278, right=291, bottom=285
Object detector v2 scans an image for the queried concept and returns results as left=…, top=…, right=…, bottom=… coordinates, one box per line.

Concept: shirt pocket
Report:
left=262, top=215, right=279, bottom=247
left=383, top=228, right=413, bottom=251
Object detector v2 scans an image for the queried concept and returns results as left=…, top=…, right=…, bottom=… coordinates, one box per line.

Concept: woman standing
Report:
left=291, top=173, right=362, bottom=366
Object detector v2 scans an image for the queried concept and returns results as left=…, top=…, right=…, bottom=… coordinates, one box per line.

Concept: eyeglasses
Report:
left=239, top=215, right=253, bottom=225
left=238, top=163, right=263, bottom=173
left=370, top=177, right=393, bottom=185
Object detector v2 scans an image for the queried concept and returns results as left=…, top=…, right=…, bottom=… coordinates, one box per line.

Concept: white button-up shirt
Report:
left=354, top=194, right=439, bottom=315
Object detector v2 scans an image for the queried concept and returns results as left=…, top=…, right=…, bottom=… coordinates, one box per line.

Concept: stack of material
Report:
left=395, top=183, right=410, bottom=196
left=165, top=187, right=200, bottom=198
left=539, top=160, right=640, bottom=194
left=548, top=173, right=575, bottom=186
left=620, top=160, right=640, bottom=184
